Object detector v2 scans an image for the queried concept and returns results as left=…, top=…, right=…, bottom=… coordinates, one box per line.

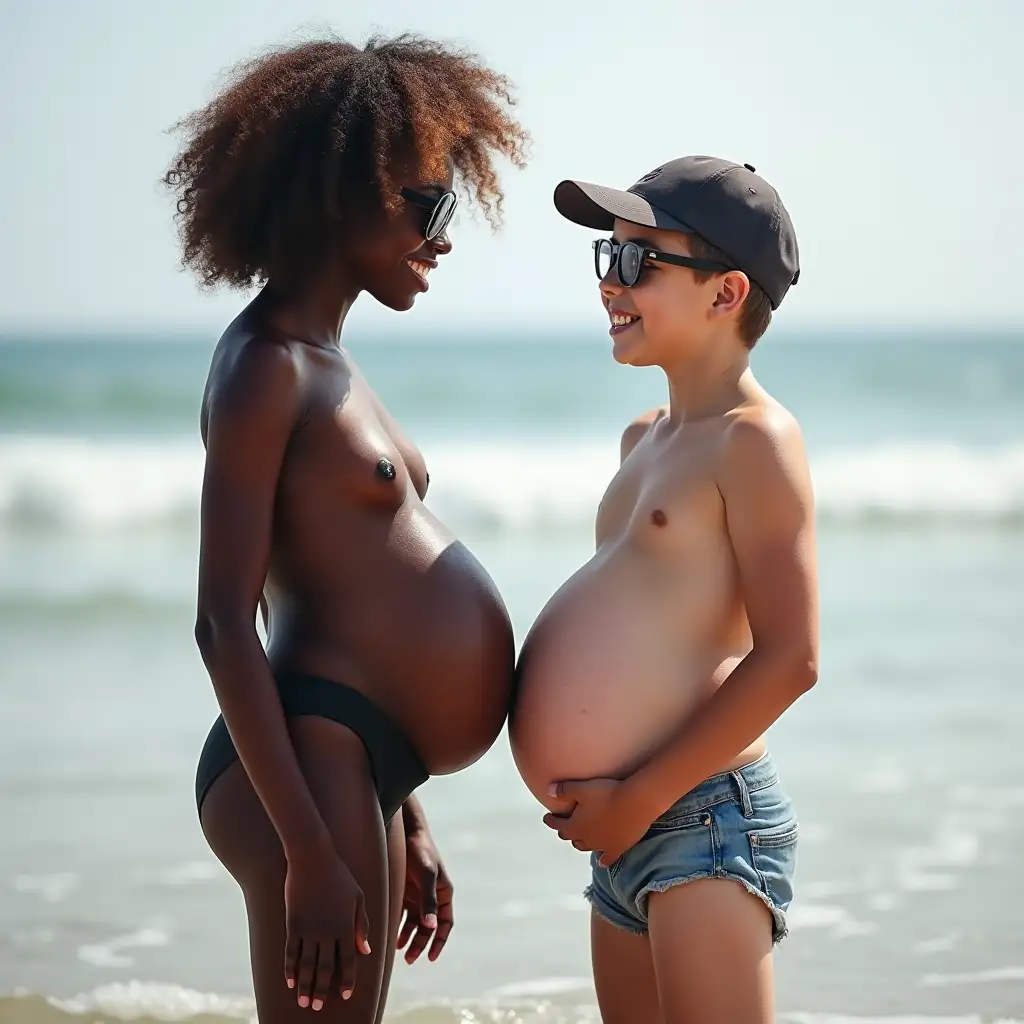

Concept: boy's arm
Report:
left=621, top=410, right=819, bottom=824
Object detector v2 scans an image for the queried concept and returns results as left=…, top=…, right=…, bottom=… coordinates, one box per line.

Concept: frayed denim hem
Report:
left=636, top=871, right=790, bottom=946
left=582, top=883, right=647, bottom=936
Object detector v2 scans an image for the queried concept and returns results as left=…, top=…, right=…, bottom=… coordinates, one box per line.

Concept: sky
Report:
left=1, top=0, right=1022, bottom=335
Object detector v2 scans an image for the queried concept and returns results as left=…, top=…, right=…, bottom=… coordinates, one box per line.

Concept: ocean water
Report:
left=1, top=328, right=1023, bottom=1024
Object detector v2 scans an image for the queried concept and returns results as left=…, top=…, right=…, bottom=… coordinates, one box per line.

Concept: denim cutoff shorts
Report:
left=585, top=752, right=798, bottom=944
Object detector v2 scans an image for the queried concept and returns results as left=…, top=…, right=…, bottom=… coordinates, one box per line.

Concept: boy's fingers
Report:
left=548, top=780, right=577, bottom=800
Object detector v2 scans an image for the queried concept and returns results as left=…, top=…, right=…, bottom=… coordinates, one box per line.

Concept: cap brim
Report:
left=553, top=179, right=691, bottom=233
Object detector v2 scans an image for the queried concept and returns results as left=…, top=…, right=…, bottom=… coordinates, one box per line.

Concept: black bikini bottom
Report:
left=195, top=669, right=428, bottom=823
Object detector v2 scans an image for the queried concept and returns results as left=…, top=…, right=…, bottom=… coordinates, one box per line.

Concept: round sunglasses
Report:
left=593, top=238, right=733, bottom=287
left=401, top=187, right=458, bottom=242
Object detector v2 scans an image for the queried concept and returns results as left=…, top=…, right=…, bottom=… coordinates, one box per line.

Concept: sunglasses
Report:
left=593, top=238, right=733, bottom=288
left=401, top=187, right=458, bottom=242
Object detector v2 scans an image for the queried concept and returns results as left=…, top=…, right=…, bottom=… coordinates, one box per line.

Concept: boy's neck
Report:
left=661, top=337, right=752, bottom=424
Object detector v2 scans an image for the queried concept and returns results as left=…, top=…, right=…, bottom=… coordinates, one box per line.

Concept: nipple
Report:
left=376, top=457, right=397, bottom=481
left=651, top=509, right=667, bottom=527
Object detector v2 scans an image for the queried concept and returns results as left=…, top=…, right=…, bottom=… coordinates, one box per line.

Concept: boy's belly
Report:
left=510, top=557, right=749, bottom=813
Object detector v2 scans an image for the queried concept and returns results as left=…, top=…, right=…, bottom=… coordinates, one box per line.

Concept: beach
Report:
left=1, top=329, right=1023, bottom=1023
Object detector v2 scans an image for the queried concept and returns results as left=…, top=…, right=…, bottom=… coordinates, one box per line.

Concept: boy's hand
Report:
left=543, top=779, right=651, bottom=867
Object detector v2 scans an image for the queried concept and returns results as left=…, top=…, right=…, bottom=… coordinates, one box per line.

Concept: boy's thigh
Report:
left=590, top=911, right=662, bottom=1024
left=647, top=877, right=775, bottom=1024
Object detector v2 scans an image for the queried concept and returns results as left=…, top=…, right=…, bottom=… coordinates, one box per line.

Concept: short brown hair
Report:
left=686, top=234, right=773, bottom=347
left=163, top=33, right=530, bottom=290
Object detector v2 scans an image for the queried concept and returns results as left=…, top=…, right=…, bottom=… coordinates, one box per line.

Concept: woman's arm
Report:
left=196, top=338, right=371, bottom=1003
left=194, top=339, right=331, bottom=856
left=399, top=794, right=455, bottom=963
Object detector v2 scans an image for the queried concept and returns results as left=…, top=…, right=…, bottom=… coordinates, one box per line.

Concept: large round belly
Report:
left=273, top=517, right=515, bottom=777
left=391, top=538, right=516, bottom=774
left=510, top=565, right=687, bottom=810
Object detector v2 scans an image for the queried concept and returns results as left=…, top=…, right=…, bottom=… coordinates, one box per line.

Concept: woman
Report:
left=163, top=34, right=528, bottom=1023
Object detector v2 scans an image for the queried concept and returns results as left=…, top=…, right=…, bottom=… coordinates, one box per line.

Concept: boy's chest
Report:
left=596, top=435, right=726, bottom=553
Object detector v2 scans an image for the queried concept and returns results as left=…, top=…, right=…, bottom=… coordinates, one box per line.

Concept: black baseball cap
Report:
left=553, top=155, right=800, bottom=309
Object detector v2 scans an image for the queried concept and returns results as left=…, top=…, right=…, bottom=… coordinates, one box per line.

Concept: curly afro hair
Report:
left=163, top=33, right=530, bottom=290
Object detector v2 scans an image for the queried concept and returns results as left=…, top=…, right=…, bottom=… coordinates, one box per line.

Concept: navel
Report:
left=651, top=509, right=667, bottom=527
left=376, top=457, right=397, bottom=481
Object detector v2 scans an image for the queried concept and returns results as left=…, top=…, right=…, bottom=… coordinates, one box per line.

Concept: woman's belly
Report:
left=510, top=557, right=746, bottom=812
left=269, top=510, right=516, bottom=776
left=388, top=536, right=517, bottom=773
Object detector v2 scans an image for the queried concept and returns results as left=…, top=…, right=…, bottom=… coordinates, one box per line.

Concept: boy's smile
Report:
left=600, top=219, right=712, bottom=366
left=515, top=154, right=813, bottom=1022
left=608, top=306, right=641, bottom=335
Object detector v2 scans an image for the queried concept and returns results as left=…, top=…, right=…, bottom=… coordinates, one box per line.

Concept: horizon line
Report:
left=1, top=322, right=1022, bottom=343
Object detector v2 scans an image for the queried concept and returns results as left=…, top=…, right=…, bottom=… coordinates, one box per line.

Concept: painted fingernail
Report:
left=298, top=995, right=309, bottom=1007
left=424, top=914, right=438, bottom=929
left=287, top=979, right=295, bottom=989
left=342, top=989, right=352, bottom=1001
left=312, top=999, right=323, bottom=1011
left=547, top=784, right=557, bottom=796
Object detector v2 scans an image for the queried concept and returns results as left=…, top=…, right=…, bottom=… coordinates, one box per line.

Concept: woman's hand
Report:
left=284, top=838, right=371, bottom=1009
left=398, top=822, right=454, bottom=964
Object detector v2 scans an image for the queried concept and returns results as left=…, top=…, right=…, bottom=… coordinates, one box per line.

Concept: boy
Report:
left=510, top=155, right=817, bottom=1023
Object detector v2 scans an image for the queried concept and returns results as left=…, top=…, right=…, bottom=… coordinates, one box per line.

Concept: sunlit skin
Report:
left=511, top=215, right=818, bottom=1024
left=196, top=160, right=517, bottom=1018
left=169, top=35, right=529, bottom=1024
